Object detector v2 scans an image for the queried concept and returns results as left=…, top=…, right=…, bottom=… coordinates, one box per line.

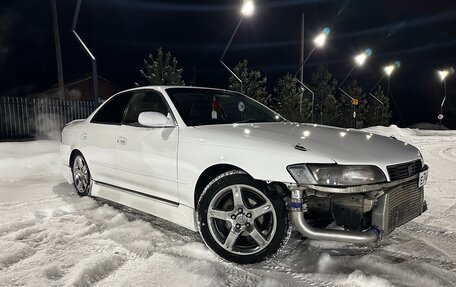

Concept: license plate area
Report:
left=418, top=170, right=428, bottom=188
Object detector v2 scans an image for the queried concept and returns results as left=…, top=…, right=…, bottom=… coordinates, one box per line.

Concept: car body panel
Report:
left=115, top=125, right=180, bottom=204
left=83, top=123, right=120, bottom=185
left=189, top=122, right=422, bottom=181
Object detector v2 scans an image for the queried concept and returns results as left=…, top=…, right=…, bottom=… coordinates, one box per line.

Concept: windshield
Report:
left=166, top=88, right=285, bottom=126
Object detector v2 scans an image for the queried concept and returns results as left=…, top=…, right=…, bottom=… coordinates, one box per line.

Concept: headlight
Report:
left=287, top=164, right=386, bottom=186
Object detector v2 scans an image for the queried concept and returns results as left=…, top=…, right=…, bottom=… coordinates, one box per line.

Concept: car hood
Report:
left=194, top=122, right=422, bottom=167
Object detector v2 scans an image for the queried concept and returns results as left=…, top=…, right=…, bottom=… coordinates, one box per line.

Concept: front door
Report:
left=116, top=90, right=179, bottom=204
left=84, top=92, right=132, bottom=185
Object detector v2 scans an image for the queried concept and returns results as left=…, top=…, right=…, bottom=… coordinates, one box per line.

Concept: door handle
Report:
left=117, top=137, right=127, bottom=145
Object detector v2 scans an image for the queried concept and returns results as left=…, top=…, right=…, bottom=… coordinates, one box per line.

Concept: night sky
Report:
left=1, top=0, right=456, bottom=128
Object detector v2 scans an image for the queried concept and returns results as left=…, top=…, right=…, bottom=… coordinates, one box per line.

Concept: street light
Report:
left=296, top=27, right=330, bottom=77
left=437, top=67, right=454, bottom=128
left=313, top=27, right=330, bottom=48
left=339, top=48, right=372, bottom=128
left=383, top=61, right=400, bottom=77
left=368, top=61, right=401, bottom=105
left=354, top=48, right=372, bottom=67
left=220, top=0, right=255, bottom=93
left=295, top=27, right=330, bottom=122
left=438, top=68, right=453, bottom=81
left=241, top=0, right=254, bottom=16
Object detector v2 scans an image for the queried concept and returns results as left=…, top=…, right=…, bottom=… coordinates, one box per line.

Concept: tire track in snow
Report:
left=0, top=194, right=61, bottom=209
left=439, top=147, right=456, bottom=163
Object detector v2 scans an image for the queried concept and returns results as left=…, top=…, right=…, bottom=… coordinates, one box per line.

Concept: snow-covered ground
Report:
left=0, top=126, right=455, bottom=287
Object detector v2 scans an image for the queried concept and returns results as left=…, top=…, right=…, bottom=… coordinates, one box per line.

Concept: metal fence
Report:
left=0, top=97, right=98, bottom=140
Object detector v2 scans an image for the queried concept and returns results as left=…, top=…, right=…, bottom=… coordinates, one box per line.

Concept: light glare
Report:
left=313, top=27, right=330, bottom=48
left=438, top=67, right=454, bottom=81
left=241, top=0, right=254, bottom=16
left=354, top=53, right=368, bottom=66
left=313, top=33, right=327, bottom=47
left=438, top=70, right=449, bottom=81
left=384, top=65, right=395, bottom=76
left=354, top=48, right=372, bottom=66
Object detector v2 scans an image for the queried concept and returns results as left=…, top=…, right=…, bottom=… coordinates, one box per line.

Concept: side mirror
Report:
left=138, top=112, right=174, bottom=127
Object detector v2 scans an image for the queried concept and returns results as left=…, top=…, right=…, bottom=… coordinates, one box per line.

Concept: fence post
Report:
left=24, top=98, right=30, bottom=137
left=0, top=97, right=4, bottom=139
left=7, top=98, right=13, bottom=139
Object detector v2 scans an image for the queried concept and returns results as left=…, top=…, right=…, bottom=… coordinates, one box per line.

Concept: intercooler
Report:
left=371, top=179, right=425, bottom=235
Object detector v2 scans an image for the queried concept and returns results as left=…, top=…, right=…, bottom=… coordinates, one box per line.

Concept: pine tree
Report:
left=365, top=85, right=392, bottom=126
left=340, top=79, right=366, bottom=128
left=228, top=60, right=272, bottom=107
left=273, top=74, right=311, bottom=122
left=321, top=94, right=342, bottom=126
left=310, top=65, right=339, bottom=124
left=137, top=48, right=184, bottom=86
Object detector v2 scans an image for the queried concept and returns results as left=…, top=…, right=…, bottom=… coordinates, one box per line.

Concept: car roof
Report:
left=116, top=85, right=237, bottom=96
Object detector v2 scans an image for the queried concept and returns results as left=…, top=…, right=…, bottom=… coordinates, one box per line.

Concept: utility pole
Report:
left=51, top=0, right=64, bottom=100
left=300, top=13, right=307, bottom=120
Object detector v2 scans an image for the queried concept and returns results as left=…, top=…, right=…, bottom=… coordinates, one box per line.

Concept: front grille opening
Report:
left=386, top=179, right=423, bottom=234
left=387, top=159, right=422, bottom=181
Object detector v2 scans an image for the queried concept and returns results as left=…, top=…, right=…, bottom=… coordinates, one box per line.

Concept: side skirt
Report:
left=91, top=181, right=198, bottom=232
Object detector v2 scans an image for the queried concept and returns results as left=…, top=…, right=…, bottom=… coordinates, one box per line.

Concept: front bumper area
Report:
left=372, top=178, right=425, bottom=235
left=289, top=165, right=428, bottom=243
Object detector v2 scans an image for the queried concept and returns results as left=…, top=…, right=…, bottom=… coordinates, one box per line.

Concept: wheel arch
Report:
left=69, top=149, right=83, bottom=167
left=193, top=164, right=291, bottom=209
left=194, top=164, right=247, bottom=208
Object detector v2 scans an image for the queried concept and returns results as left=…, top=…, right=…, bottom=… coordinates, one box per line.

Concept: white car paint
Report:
left=60, top=86, right=423, bottom=232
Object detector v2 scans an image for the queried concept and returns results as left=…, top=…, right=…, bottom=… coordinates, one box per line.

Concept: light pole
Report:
left=339, top=48, right=372, bottom=128
left=72, top=0, right=98, bottom=103
left=437, top=67, right=454, bottom=128
left=296, top=79, right=314, bottom=122
left=220, top=0, right=254, bottom=93
left=295, top=27, right=330, bottom=78
left=295, top=27, right=330, bottom=122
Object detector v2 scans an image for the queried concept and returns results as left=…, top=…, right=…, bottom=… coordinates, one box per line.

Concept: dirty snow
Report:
left=0, top=126, right=455, bottom=287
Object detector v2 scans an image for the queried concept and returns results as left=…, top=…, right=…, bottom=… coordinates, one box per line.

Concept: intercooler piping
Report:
left=290, top=189, right=383, bottom=244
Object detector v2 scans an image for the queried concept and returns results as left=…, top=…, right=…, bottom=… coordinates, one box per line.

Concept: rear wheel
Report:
left=72, top=154, right=92, bottom=197
left=197, top=170, right=289, bottom=264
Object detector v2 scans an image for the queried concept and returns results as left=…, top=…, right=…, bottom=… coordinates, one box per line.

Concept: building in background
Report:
left=28, top=75, right=121, bottom=102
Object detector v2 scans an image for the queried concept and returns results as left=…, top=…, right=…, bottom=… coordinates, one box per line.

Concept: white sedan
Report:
left=60, top=86, right=428, bottom=264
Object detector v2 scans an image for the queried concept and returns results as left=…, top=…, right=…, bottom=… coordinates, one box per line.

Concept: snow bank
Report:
left=0, top=140, right=60, bottom=182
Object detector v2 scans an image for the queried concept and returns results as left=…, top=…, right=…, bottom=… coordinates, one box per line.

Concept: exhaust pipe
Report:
left=290, top=189, right=383, bottom=244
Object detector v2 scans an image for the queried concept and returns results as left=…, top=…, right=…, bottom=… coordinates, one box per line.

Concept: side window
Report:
left=91, top=93, right=133, bottom=125
left=123, top=91, right=169, bottom=126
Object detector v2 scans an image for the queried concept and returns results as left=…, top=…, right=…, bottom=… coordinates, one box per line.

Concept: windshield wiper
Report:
left=235, top=119, right=263, bottom=123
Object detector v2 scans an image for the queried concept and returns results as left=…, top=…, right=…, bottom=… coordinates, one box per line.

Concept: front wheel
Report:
left=71, top=153, right=92, bottom=197
left=197, top=170, right=290, bottom=264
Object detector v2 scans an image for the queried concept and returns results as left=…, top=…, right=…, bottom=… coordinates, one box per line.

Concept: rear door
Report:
left=83, top=93, right=132, bottom=185
left=116, top=90, right=179, bottom=204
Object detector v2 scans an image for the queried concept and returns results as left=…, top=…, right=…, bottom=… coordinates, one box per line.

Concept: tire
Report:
left=197, top=170, right=289, bottom=264
left=71, top=153, right=92, bottom=197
